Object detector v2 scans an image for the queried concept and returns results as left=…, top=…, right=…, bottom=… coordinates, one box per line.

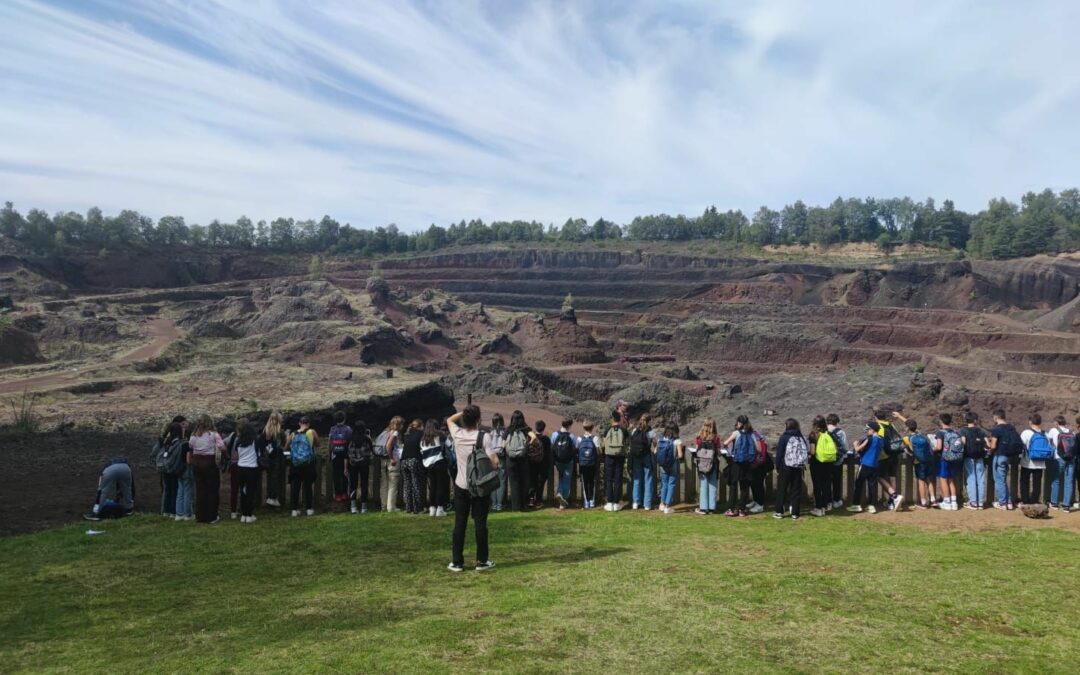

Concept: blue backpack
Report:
left=1027, top=430, right=1054, bottom=461
left=290, top=430, right=315, bottom=466
left=578, top=436, right=597, bottom=467
left=733, top=431, right=756, bottom=463
left=655, top=436, right=676, bottom=469
left=909, top=433, right=934, bottom=464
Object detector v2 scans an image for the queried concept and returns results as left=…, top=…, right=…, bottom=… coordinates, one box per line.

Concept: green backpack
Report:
left=604, top=425, right=628, bottom=456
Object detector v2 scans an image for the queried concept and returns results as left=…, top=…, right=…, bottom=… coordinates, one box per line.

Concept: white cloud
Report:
left=1, top=0, right=1078, bottom=229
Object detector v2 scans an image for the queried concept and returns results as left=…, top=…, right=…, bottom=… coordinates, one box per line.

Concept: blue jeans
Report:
left=160, top=472, right=178, bottom=515
left=699, top=468, right=719, bottom=511
left=660, top=466, right=678, bottom=506
left=176, top=466, right=194, bottom=517
left=1049, top=456, right=1075, bottom=507
left=491, top=459, right=507, bottom=509
left=555, top=461, right=573, bottom=502
left=631, top=456, right=654, bottom=508
left=992, top=455, right=1012, bottom=505
left=964, top=458, right=987, bottom=505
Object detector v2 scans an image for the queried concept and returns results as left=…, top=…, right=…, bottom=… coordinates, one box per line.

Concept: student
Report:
left=345, top=421, right=373, bottom=514
left=630, top=414, right=655, bottom=510
left=400, top=419, right=426, bottom=514
left=848, top=421, right=882, bottom=513
left=745, top=427, right=770, bottom=515
left=551, top=418, right=578, bottom=510
left=421, top=419, right=449, bottom=517
left=602, top=410, right=630, bottom=512
left=504, top=411, right=538, bottom=512
left=933, top=413, right=962, bottom=511
left=328, top=411, right=353, bottom=503
left=826, top=414, right=849, bottom=510
left=226, top=425, right=242, bottom=520
left=529, top=420, right=551, bottom=508
left=378, top=416, right=404, bottom=512
left=262, top=411, right=286, bottom=509
left=1018, top=413, right=1049, bottom=507
left=775, top=418, right=808, bottom=520
left=1046, top=415, right=1074, bottom=512
left=961, top=412, right=989, bottom=510
left=654, top=423, right=683, bottom=514
left=489, top=413, right=507, bottom=511
left=158, top=417, right=185, bottom=518
left=986, top=409, right=1021, bottom=510
left=189, top=414, right=226, bottom=523
left=893, top=413, right=937, bottom=509
left=447, top=405, right=498, bottom=572
left=694, top=417, right=722, bottom=515
left=578, top=421, right=600, bottom=509
left=807, top=416, right=835, bottom=518
left=874, top=409, right=905, bottom=510
left=286, top=416, right=320, bottom=517
left=83, top=457, right=136, bottom=520
left=720, top=415, right=756, bottom=517
left=233, top=419, right=261, bottom=523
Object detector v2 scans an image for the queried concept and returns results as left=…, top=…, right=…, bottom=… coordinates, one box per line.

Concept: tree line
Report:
left=2, top=188, right=1077, bottom=260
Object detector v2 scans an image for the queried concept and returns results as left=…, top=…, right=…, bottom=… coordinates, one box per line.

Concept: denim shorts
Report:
left=938, top=458, right=962, bottom=479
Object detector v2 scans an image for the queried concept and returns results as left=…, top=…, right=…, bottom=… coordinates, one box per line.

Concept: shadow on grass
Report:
left=496, top=545, right=630, bottom=569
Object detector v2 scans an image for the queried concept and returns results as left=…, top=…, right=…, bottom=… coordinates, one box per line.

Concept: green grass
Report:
left=2, top=511, right=1079, bottom=673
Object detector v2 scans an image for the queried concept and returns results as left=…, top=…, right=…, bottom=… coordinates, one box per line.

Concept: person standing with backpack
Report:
left=1019, top=413, right=1050, bottom=507
left=156, top=417, right=186, bottom=518
left=602, top=410, right=630, bottom=512
left=233, top=418, right=262, bottom=524
left=286, top=416, right=320, bottom=517
left=826, top=414, right=849, bottom=511
left=528, top=420, right=551, bottom=508
left=375, top=416, right=404, bottom=512
left=848, top=421, right=883, bottom=513
left=447, top=406, right=499, bottom=572
left=400, top=419, right=427, bottom=514
left=503, top=411, right=539, bottom=512
left=808, top=416, right=836, bottom=518
left=720, top=415, right=756, bottom=517
left=654, top=423, right=682, bottom=514
left=892, top=413, right=938, bottom=509
left=1046, top=415, right=1074, bottom=513
left=933, top=413, right=963, bottom=511
left=551, top=418, right=578, bottom=510
left=693, top=418, right=722, bottom=515
left=346, top=421, right=373, bottom=514
left=578, top=421, right=600, bottom=509
left=421, top=419, right=449, bottom=517
left=960, top=412, right=989, bottom=510
left=189, top=414, right=227, bottom=523
left=262, top=411, right=286, bottom=509
left=328, top=411, right=353, bottom=503
left=774, top=418, right=808, bottom=520
left=874, top=410, right=905, bottom=511
left=630, top=414, right=655, bottom=511
left=987, top=410, right=1021, bottom=510
left=488, top=413, right=508, bottom=512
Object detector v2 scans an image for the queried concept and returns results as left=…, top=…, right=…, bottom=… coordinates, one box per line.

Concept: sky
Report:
left=1, top=0, right=1079, bottom=231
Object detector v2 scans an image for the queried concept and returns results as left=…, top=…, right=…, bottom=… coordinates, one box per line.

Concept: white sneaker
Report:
left=265, top=498, right=280, bottom=507
left=632, top=503, right=639, bottom=510
left=230, top=512, right=238, bottom=520
left=867, top=505, right=877, bottom=514
left=430, top=506, right=437, bottom=516
left=810, top=508, right=824, bottom=517
left=892, top=495, right=905, bottom=510
left=748, top=502, right=764, bottom=514
left=291, top=510, right=300, bottom=517
left=436, top=507, right=446, bottom=517
left=847, top=505, right=863, bottom=513
left=361, top=505, right=368, bottom=514
left=614, top=503, right=623, bottom=512
left=174, top=515, right=185, bottom=522
left=306, top=509, right=315, bottom=516
left=604, top=503, right=613, bottom=512
left=248, top=516, right=256, bottom=523
left=825, top=503, right=834, bottom=512
left=832, top=500, right=844, bottom=510
left=351, top=503, right=359, bottom=514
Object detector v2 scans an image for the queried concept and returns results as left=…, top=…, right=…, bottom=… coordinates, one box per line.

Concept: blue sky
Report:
left=1, top=0, right=1079, bottom=230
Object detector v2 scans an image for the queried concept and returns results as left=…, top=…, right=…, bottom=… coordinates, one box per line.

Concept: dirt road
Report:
left=0, top=318, right=181, bottom=394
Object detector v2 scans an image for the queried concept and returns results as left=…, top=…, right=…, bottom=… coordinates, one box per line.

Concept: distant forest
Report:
left=2, top=188, right=1078, bottom=260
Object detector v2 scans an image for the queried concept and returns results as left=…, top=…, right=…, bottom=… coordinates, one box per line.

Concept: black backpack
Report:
left=963, top=427, right=988, bottom=460
left=553, top=433, right=576, bottom=463
left=348, top=435, right=373, bottom=464
left=630, top=428, right=650, bottom=458
left=882, top=424, right=905, bottom=456
left=996, top=424, right=1024, bottom=457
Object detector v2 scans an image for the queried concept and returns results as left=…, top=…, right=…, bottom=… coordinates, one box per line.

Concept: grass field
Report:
left=2, top=510, right=1079, bottom=673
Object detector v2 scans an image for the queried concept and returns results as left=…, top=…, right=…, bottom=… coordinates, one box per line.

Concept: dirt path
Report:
left=0, top=318, right=181, bottom=394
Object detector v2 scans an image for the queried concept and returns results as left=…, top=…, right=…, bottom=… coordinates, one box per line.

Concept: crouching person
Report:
left=84, top=457, right=136, bottom=520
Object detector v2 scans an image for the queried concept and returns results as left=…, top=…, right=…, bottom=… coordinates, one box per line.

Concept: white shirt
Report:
left=1020, top=429, right=1047, bottom=469
left=236, top=442, right=258, bottom=468
left=1047, top=426, right=1070, bottom=460
left=449, top=420, right=497, bottom=491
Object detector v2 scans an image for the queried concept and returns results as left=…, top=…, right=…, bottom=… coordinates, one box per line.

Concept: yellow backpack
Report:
left=816, top=432, right=838, bottom=463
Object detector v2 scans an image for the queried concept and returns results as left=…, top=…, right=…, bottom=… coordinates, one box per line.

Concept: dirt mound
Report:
left=0, top=327, right=44, bottom=365
left=38, top=317, right=121, bottom=343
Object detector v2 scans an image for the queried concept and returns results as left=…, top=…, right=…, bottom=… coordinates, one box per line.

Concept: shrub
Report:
left=9, top=391, right=41, bottom=433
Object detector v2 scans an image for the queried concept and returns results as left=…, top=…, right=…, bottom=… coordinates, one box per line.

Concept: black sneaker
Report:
left=83, top=512, right=101, bottom=521
left=475, top=560, right=495, bottom=571
left=447, top=562, right=464, bottom=573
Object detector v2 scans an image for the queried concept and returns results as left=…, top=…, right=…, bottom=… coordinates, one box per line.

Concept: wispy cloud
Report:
left=1, top=0, right=1078, bottom=228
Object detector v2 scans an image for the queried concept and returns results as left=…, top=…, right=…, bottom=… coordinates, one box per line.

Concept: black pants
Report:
left=604, top=455, right=625, bottom=504
left=775, top=465, right=804, bottom=517
left=331, top=452, right=349, bottom=500
left=238, top=466, right=259, bottom=517
left=580, top=465, right=597, bottom=503
left=529, top=459, right=548, bottom=503
left=452, top=486, right=490, bottom=567
left=160, top=472, right=178, bottom=515
left=854, top=465, right=878, bottom=507
left=831, top=462, right=845, bottom=502
left=192, top=455, right=220, bottom=523
left=428, top=462, right=449, bottom=509
left=809, top=460, right=831, bottom=509
left=507, top=458, right=531, bottom=511
left=401, top=457, right=425, bottom=513
left=749, top=464, right=768, bottom=506
left=266, top=449, right=285, bottom=503
left=1020, top=468, right=1043, bottom=504
left=290, top=462, right=316, bottom=511
left=725, top=462, right=751, bottom=512
left=348, top=460, right=370, bottom=505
